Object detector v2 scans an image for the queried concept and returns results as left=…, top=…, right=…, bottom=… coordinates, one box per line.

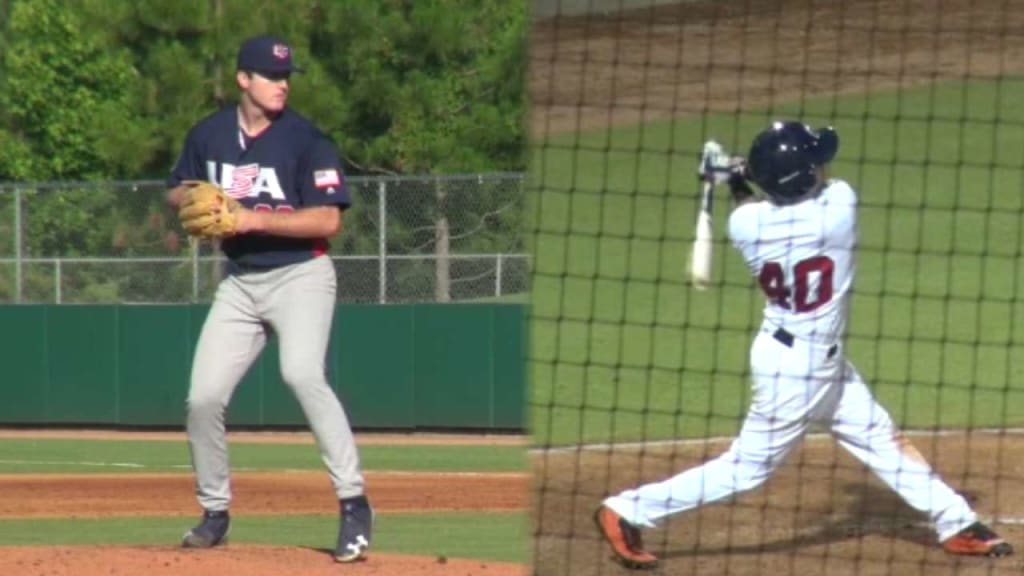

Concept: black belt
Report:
left=773, top=327, right=838, bottom=359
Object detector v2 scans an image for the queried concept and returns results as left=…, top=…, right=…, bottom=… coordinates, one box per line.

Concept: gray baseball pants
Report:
left=186, top=255, right=364, bottom=511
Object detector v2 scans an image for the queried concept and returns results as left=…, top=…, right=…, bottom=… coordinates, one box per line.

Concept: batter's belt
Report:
left=772, top=327, right=839, bottom=359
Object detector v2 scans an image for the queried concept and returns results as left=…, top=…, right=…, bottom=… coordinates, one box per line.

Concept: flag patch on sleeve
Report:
left=314, top=169, right=341, bottom=189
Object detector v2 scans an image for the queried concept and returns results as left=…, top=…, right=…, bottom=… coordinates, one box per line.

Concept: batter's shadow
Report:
left=660, top=481, right=936, bottom=559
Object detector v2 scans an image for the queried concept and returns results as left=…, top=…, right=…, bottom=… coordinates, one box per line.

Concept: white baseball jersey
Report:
left=728, top=179, right=857, bottom=343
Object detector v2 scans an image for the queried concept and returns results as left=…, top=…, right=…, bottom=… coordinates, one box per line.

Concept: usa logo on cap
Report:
left=272, top=44, right=290, bottom=60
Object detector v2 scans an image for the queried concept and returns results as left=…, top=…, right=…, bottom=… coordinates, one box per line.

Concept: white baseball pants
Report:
left=603, top=325, right=976, bottom=541
left=186, top=255, right=365, bottom=512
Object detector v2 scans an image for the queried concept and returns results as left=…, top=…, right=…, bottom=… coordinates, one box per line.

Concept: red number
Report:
left=253, top=203, right=294, bottom=213
left=758, top=262, right=790, bottom=308
left=758, top=256, right=834, bottom=313
left=794, top=256, right=833, bottom=312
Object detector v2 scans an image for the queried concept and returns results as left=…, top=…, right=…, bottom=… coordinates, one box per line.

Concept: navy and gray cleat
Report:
left=335, top=495, right=374, bottom=563
left=182, top=510, right=230, bottom=549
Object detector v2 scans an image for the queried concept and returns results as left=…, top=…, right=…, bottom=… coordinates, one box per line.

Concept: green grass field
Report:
left=529, top=78, right=1024, bottom=446
left=0, top=513, right=527, bottom=562
left=0, top=440, right=528, bottom=474
left=0, top=439, right=529, bottom=563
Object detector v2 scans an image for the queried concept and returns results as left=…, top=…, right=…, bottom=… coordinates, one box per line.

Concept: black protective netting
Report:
left=528, top=1, right=1024, bottom=574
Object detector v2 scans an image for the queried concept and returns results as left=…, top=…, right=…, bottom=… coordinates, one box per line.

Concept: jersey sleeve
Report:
left=821, top=179, right=858, bottom=227
left=825, top=179, right=857, bottom=205
left=299, top=133, right=352, bottom=210
left=166, top=129, right=205, bottom=188
left=727, top=202, right=759, bottom=254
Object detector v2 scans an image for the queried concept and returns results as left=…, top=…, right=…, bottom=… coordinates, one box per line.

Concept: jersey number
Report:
left=253, top=203, right=295, bottom=213
left=758, top=256, right=834, bottom=313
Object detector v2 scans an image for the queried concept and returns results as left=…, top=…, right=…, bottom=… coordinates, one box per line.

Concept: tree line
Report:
left=0, top=0, right=528, bottom=181
left=0, top=0, right=529, bottom=303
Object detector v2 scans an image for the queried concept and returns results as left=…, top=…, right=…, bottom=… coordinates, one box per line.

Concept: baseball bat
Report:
left=690, top=178, right=714, bottom=290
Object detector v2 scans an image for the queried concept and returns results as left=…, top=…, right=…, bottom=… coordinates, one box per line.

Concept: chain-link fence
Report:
left=0, top=173, right=528, bottom=304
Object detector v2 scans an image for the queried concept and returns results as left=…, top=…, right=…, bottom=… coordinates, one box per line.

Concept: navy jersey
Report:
left=168, top=106, right=352, bottom=268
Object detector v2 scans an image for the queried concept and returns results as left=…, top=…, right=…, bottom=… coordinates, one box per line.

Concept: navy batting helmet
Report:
left=747, top=121, right=839, bottom=203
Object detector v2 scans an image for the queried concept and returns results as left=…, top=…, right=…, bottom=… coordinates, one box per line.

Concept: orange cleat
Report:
left=942, top=522, right=1014, bottom=557
left=594, top=505, right=659, bottom=569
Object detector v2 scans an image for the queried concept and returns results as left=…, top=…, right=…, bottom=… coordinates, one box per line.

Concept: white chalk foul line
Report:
left=0, top=460, right=272, bottom=471
left=912, top=517, right=1024, bottom=528
left=0, top=460, right=528, bottom=478
left=0, top=459, right=146, bottom=469
left=530, top=427, right=1024, bottom=455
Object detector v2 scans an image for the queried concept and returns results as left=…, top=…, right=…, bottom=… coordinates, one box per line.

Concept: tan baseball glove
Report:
left=177, top=181, right=242, bottom=239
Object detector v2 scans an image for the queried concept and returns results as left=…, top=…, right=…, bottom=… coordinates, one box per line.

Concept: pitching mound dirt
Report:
left=0, top=546, right=528, bottom=576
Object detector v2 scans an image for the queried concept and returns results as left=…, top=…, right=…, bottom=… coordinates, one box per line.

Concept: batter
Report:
left=594, top=121, right=1013, bottom=569
left=166, top=35, right=373, bottom=563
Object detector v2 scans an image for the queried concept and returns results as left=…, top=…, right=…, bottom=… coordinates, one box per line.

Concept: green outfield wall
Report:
left=0, top=304, right=526, bottom=431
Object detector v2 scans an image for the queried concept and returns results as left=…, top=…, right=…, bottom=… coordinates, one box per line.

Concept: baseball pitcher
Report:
left=594, top=121, right=1013, bottom=569
left=166, top=35, right=372, bottom=563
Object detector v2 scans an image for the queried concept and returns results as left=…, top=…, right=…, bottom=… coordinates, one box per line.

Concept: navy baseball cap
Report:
left=236, top=36, right=304, bottom=74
